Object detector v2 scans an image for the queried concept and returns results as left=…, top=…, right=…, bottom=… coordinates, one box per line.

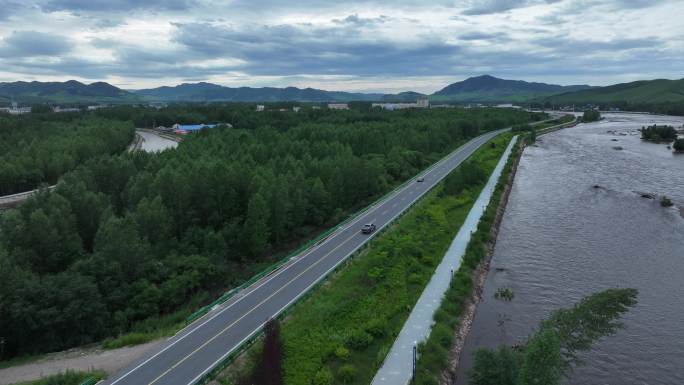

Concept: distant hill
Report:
left=431, top=75, right=592, bottom=102
left=134, top=82, right=395, bottom=102
left=381, top=91, right=427, bottom=102
left=542, top=78, right=684, bottom=104
left=0, top=80, right=139, bottom=104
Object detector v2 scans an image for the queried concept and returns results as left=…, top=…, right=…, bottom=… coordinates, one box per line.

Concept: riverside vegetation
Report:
left=0, top=106, right=537, bottom=360
left=221, top=132, right=515, bottom=385
left=581, top=110, right=601, bottom=122
left=411, top=132, right=522, bottom=385
left=639, top=124, right=678, bottom=142
left=468, top=288, right=637, bottom=385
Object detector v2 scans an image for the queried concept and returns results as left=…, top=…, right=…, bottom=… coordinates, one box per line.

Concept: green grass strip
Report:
left=277, top=133, right=514, bottom=385
left=412, top=137, right=522, bottom=385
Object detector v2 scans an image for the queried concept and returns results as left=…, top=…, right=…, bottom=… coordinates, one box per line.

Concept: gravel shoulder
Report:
left=0, top=340, right=163, bottom=385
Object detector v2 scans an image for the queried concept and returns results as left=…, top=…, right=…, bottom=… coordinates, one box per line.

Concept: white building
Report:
left=256, top=105, right=265, bottom=112
left=372, top=97, right=430, bottom=111
left=1, top=103, right=31, bottom=115
left=53, top=106, right=81, bottom=113
left=293, top=106, right=301, bottom=112
left=327, top=103, right=349, bottom=110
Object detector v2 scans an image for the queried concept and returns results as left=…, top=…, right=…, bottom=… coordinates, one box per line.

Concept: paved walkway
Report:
left=371, top=136, right=518, bottom=385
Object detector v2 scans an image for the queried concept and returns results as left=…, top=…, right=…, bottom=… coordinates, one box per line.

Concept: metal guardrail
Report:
left=190, top=129, right=512, bottom=385
left=183, top=128, right=507, bottom=325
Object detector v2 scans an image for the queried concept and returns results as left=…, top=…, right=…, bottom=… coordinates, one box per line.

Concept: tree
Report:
left=672, top=138, right=684, bottom=152
left=244, top=191, right=271, bottom=256
left=470, top=288, right=638, bottom=385
left=470, top=346, right=519, bottom=385
left=252, top=319, right=284, bottom=385
left=518, top=328, right=562, bottom=385
left=582, top=110, right=601, bottom=122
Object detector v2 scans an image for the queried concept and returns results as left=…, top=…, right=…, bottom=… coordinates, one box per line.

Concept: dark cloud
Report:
left=0, top=31, right=73, bottom=57
left=535, top=36, right=663, bottom=53
left=463, top=0, right=561, bottom=15
left=0, top=2, right=21, bottom=20
left=172, top=22, right=463, bottom=76
left=458, top=31, right=510, bottom=41
left=332, top=14, right=390, bottom=26
left=41, top=0, right=194, bottom=13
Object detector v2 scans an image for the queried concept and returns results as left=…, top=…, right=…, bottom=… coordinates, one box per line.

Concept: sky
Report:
left=0, top=0, right=682, bottom=93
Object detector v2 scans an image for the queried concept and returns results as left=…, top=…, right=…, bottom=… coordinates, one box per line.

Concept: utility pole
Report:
left=412, top=342, right=417, bottom=382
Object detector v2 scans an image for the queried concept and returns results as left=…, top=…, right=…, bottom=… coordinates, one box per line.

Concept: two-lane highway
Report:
left=105, top=128, right=509, bottom=385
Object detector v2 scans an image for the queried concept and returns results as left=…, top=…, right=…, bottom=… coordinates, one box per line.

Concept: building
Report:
left=372, top=97, right=430, bottom=111
left=293, top=106, right=301, bottom=112
left=172, top=123, right=221, bottom=135
left=416, top=96, right=429, bottom=108
left=256, top=105, right=265, bottom=112
left=1, top=103, right=31, bottom=115
left=53, top=106, right=81, bottom=113
left=327, top=103, right=349, bottom=110
left=87, top=105, right=107, bottom=111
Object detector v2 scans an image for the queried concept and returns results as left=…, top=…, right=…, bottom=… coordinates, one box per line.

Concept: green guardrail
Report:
left=190, top=130, right=515, bottom=385
left=78, top=377, right=98, bottom=385
left=184, top=129, right=497, bottom=325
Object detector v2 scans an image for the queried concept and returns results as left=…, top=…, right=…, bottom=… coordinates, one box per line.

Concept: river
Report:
left=455, top=113, right=684, bottom=385
left=137, top=130, right=178, bottom=152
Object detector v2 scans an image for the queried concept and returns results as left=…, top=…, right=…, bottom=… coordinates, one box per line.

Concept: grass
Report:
left=412, top=138, right=521, bottom=385
left=102, top=292, right=208, bottom=349
left=251, top=132, right=515, bottom=385
left=9, top=370, right=106, bottom=385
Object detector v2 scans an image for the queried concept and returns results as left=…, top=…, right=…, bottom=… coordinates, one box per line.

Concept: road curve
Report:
left=104, top=128, right=509, bottom=385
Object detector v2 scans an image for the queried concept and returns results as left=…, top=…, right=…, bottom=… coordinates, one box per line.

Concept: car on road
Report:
left=361, top=223, right=377, bottom=234
left=416, top=177, right=425, bottom=182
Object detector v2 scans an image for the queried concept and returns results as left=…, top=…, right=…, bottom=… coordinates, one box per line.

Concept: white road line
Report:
left=107, top=128, right=508, bottom=385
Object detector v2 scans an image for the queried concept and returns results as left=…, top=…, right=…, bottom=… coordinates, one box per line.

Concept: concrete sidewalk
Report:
left=371, top=136, right=518, bottom=385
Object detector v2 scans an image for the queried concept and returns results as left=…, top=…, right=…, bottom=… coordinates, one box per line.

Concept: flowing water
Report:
left=455, top=113, right=684, bottom=385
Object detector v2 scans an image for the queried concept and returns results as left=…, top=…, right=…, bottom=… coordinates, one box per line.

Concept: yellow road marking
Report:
left=148, top=230, right=360, bottom=384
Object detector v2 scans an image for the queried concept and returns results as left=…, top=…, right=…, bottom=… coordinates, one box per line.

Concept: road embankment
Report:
left=412, top=136, right=526, bottom=385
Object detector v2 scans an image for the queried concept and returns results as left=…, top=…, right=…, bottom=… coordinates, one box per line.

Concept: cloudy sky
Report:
left=0, top=0, right=682, bottom=93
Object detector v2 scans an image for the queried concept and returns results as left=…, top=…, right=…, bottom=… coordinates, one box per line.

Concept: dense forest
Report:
left=0, top=106, right=537, bottom=358
left=0, top=113, right=134, bottom=195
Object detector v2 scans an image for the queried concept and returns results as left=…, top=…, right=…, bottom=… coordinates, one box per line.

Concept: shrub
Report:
left=346, top=330, right=373, bottom=350
left=495, top=287, right=515, bottom=301
left=313, top=368, right=333, bottom=385
left=660, top=196, right=673, bottom=207
left=334, top=346, right=350, bottom=360
left=640, top=124, right=677, bottom=141
left=338, top=364, right=357, bottom=383
left=673, top=138, right=684, bottom=152
left=582, top=110, right=601, bottom=122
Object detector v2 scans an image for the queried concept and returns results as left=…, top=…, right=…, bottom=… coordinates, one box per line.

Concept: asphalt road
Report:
left=104, top=128, right=508, bottom=385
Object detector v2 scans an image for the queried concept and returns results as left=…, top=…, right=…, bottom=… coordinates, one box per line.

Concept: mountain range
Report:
left=432, top=75, right=591, bottom=102
left=541, top=78, right=684, bottom=104
left=0, top=75, right=681, bottom=106
left=0, top=80, right=137, bottom=104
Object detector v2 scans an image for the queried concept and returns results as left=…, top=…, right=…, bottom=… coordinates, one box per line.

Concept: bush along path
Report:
left=412, top=135, right=525, bottom=385
left=371, top=136, right=518, bottom=385
left=219, top=132, right=516, bottom=385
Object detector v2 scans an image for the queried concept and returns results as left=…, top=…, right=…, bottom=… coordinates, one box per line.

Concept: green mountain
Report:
left=543, top=78, right=684, bottom=104
left=0, top=80, right=139, bottom=104
left=134, top=82, right=390, bottom=102
left=431, top=75, right=592, bottom=102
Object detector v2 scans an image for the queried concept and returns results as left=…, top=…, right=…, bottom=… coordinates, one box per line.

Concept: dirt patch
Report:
left=440, top=140, right=524, bottom=385
left=0, top=340, right=163, bottom=385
